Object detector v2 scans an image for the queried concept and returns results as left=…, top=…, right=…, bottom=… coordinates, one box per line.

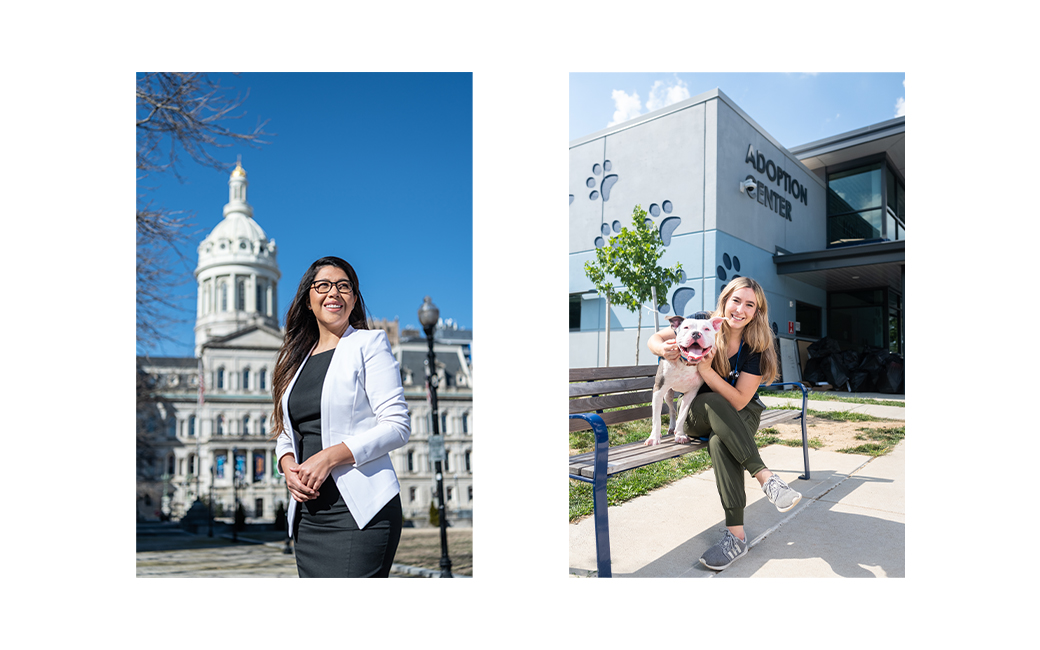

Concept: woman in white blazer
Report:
left=270, top=256, right=410, bottom=577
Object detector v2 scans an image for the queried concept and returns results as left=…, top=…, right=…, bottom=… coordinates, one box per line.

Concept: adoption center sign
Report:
left=743, top=144, right=809, bottom=222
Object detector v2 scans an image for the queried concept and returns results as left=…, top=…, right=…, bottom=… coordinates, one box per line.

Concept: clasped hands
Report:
left=282, top=453, right=333, bottom=502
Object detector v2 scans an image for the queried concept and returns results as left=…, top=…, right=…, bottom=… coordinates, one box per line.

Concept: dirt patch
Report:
left=394, top=527, right=473, bottom=576
left=765, top=414, right=904, bottom=452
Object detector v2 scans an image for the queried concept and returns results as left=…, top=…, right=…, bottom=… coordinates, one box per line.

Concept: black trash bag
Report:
left=874, top=354, right=905, bottom=394
left=857, top=348, right=885, bottom=374
left=821, top=354, right=850, bottom=390
left=803, top=357, right=827, bottom=384
left=848, top=369, right=876, bottom=392
left=840, top=349, right=862, bottom=371
left=807, top=337, right=842, bottom=359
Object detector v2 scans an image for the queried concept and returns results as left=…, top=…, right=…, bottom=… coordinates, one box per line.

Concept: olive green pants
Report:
left=684, top=392, right=766, bottom=527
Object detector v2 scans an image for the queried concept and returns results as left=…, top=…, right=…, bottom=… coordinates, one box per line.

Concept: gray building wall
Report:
left=570, top=89, right=829, bottom=368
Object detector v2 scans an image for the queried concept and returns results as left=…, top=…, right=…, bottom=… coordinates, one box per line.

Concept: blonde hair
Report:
left=710, top=277, right=778, bottom=385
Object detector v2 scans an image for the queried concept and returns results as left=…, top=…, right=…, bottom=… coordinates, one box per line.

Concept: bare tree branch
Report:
left=136, top=72, right=272, bottom=348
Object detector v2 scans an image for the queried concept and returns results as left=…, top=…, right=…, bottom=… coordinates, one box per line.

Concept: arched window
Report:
left=217, top=368, right=225, bottom=389
left=242, top=367, right=250, bottom=391
left=188, top=415, right=196, bottom=437
left=259, top=368, right=267, bottom=391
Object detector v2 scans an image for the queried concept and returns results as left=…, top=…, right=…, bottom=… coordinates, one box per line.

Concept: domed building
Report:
left=137, top=161, right=288, bottom=524
left=137, top=162, right=474, bottom=528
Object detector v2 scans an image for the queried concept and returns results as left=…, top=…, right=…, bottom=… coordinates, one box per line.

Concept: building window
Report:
left=243, top=414, right=250, bottom=435
left=409, top=487, right=417, bottom=503
left=468, top=485, right=473, bottom=501
left=217, top=368, right=225, bottom=390
left=254, top=498, right=264, bottom=516
left=407, top=450, right=415, bottom=473
left=237, top=279, right=246, bottom=311
left=167, top=455, right=175, bottom=476
left=256, top=281, right=266, bottom=315
left=795, top=302, right=822, bottom=339
left=259, top=368, right=267, bottom=391
left=215, top=453, right=226, bottom=479
left=446, top=486, right=453, bottom=503
left=188, top=454, right=196, bottom=476
left=440, top=412, right=448, bottom=434
left=220, top=282, right=228, bottom=312
left=260, top=415, right=267, bottom=437
left=465, top=449, right=471, bottom=473
left=242, top=368, right=250, bottom=391
left=462, top=412, right=469, bottom=434
left=253, top=453, right=265, bottom=483
left=217, top=415, right=225, bottom=435
left=570, top=294, right=582, bottom=330
left=188, top=415, right=196, bottom=437
left=827, top=160, right=904, bottom=247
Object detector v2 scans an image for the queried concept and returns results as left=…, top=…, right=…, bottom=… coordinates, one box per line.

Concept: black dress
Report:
left=288, top=349, right=402, bottom=578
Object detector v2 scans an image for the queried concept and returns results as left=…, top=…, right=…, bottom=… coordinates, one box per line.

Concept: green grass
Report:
left=770, top=405, right=893, bottom=423
left=837, top=426, right=905, bottom=456
left=763, top=390, right=904, bottom=407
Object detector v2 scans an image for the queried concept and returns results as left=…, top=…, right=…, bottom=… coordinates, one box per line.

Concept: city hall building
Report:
left=569, top=88, right=904, bottom=377
left=137, top=162, right=474, bottom=525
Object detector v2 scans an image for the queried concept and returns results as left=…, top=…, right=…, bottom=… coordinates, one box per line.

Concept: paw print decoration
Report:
left=586, top=160, right=618, bottom=202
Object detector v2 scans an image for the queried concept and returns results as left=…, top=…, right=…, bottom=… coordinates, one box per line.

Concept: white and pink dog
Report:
left=644, top=314, right=725, bottom=446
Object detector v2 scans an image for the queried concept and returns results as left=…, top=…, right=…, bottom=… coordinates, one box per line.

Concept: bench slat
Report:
left=569, top=406, right=654, bottom=432
left=569, top=438, right=709, bottom=478
left=570, top=365, right=659, bottom=382
left=569, top=376, right=657, bottom=398
left=568, top=409, right=804, bottom=477
left=569, top=390, right=653, bottom=414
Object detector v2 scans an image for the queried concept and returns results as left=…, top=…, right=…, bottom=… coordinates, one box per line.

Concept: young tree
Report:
left=584, top=206, right=683, bottom=365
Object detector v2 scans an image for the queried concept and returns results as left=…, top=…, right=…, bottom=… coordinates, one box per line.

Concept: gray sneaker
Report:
left=699, top=530, right=748, bottom=571
left=762, top=473, right=801, bottom=512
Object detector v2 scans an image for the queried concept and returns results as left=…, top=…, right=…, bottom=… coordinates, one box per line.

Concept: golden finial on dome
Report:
left=231, top=156, right=246, bottom=178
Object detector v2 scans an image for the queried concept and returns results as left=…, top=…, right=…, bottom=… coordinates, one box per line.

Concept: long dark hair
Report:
left=270, top=256, right=369, bottom=439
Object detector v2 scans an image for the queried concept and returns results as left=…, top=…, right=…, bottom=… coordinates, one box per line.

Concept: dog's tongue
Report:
left=681, top=343, right=709, bottom=364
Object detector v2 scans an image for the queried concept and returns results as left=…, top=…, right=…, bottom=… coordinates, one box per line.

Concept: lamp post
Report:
left=418, top=295, right=452, bottom=578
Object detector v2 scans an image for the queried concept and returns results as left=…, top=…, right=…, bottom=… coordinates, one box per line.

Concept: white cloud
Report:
left=646, top=77, right=691, bottom=112
left=608, top=89, right=643, bottom=127
left=895, top=77, right=905, bottom=117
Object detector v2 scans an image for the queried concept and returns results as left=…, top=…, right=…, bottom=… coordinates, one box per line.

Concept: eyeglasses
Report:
left=311, top=280, right=354, bottom=295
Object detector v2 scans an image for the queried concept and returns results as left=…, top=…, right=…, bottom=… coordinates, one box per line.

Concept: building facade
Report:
left=136, top=163, right=473, bottom=526
left=569, top=88, right=904, bottom=376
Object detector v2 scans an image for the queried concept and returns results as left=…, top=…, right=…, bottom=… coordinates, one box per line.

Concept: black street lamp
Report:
left=418, top=296, right=452, bottom=578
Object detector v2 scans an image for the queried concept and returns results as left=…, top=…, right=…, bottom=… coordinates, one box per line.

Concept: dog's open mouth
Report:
left=678, top=341, right=711, bottom=364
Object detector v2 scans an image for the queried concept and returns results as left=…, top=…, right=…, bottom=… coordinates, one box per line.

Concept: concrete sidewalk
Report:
left=760, top=392, right=905, bottom=420
left=569, top=440, right=905, bottom=578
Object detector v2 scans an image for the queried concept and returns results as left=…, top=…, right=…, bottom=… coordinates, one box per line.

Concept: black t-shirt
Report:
left=699, top=342, right=762, bottom=395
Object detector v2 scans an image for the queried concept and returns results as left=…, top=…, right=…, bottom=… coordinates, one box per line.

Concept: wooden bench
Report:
left=569, top=364, right=811, bottom=578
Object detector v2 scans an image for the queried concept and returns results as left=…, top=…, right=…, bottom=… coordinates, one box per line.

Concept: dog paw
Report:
left=674, top=433, right=690, bottom=444
left=644, top=435, right=662, bottom=446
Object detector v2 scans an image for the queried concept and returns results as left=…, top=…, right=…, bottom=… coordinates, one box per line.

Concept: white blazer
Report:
left=275, top=326, right=410, bottom=531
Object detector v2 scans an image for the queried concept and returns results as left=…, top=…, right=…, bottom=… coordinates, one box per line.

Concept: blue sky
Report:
left=137, top=72, right=472, bottom=358
left=570, top=72, right=905, bottom=147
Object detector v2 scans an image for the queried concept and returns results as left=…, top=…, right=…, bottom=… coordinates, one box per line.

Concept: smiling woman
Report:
left=269, top=256, right=411, bottom=578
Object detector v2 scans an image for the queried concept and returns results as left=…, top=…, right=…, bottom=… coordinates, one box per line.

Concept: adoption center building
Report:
left=568, top=88, right=905, bottom=378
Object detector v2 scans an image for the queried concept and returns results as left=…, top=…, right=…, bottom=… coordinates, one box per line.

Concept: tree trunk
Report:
left=635, top=307, right=642, bottom=365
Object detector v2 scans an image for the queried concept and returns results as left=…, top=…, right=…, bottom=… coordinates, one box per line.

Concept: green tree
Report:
left=584, top=205, right=683, bottom=365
